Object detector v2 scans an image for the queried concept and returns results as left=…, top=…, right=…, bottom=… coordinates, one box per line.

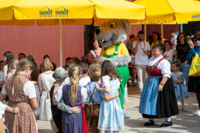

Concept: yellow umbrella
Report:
left=93, top=0, right=145, bottom=19
left=13, top=0, right=145, bottom=25
left=92, top=0, right=145, bottom=25
left=0, top=0, right=146, bottom=65
left=14, top=0, right=94, bottom=19
left=133, top=0, right=200, bottom=41
left=0, top=0, right=18, bottom=20
left=168, top=0, right=200, bottom=23
left=133, top=0, right=200, bottom=24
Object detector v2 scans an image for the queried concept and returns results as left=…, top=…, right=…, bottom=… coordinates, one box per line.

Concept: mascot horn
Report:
left=95, top=20, right=131, bottom=109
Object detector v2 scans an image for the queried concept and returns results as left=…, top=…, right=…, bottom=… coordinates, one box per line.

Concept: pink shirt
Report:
left=90, top=48, right=102, bottom=59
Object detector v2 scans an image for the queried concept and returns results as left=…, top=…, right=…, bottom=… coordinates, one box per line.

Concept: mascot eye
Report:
left=110, top=23, right=115, bottom=28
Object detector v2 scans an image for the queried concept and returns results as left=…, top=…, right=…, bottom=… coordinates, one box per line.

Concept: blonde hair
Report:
left=7, top=59, right=18, bottom=74
left=40, top=59, right=53, bottom=73
left=11, top=58, right=33, bottom=95
left=89, top=63, right=101, bottom=82
left=68, top=65, right=81, bottom=104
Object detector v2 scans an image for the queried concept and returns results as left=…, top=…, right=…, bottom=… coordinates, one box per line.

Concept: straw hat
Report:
left=53, top=67, right=67, bottom=81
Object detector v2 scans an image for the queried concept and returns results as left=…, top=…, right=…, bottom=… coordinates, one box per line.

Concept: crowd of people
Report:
left=127, top=30, right=200, bottom=126
left=0, top=45, right=124, bottom=133
left=0, top=29, right=200, bottom=133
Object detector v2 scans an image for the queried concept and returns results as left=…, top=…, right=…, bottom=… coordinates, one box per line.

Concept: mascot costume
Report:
left=95, top=20, right=131, bottom=110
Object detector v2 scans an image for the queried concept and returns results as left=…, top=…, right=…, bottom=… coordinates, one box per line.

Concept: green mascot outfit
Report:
left=95, top=20, right=131, bottom=109
left=100, top=43, right=130, bottom=109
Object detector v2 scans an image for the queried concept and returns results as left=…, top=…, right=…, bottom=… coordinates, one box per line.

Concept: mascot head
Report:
left=95, top=20, right=130, bottom=48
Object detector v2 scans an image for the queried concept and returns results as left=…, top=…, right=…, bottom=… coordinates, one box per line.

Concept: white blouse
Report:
left=79, top=77, right=91, bottom=87
left=0, top=102, right=6, bottom=119
left=55, top=78, right=86, bottom=103
left=3, top=65, right=8, bottom=80
left=148, top=55, right=171, bottom=78
left=1, top=81, right=36, bottom=99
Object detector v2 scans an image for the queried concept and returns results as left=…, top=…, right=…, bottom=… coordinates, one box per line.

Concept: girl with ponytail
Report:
left=56, top=65, right=88, bottom=133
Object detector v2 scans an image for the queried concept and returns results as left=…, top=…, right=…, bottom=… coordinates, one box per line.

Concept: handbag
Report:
left=189, top=53, right=200, bottom=76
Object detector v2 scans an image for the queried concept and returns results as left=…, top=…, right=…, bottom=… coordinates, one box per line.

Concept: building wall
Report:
left=0, top=24, right=177, bottom=67
left=0, top=24, right=84, bottom=66
left=126, top=25, right=142, bottom=42
left=146, top=24, right=179, bottom=40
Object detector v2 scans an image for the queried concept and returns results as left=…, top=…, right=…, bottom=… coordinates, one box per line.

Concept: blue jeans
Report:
left=180, top=63, right=190, bottom=87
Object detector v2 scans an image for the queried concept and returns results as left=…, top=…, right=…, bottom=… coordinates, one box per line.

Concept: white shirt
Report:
left=132, top=41, right=150, bottom=65
left=55, top=77, right=87, bottom=102
left=148, top=55, right=171, bottom=78
left=0, top=102, right=6, bottom=119
left=79, top=77, right=90, bottom=102
left=1, top=81, right=36, bottom=99
left=55, top=77, right=70, bottom=102
left=164, top=49, right=175, bottom=63
left=3, top=65, right=8, bottom=80
left=79, top=77, right=91, bottom=87
left=171, top=36, right=177, bottom=50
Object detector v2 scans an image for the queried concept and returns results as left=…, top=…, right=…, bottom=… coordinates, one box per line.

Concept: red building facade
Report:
left=0, top=24, right=178, bottom=66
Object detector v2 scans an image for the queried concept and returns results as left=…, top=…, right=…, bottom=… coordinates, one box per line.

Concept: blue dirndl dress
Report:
left=61, top=85, right=83, bottom=133
left=98, top=76, right=124, bottom=131
left=139, top=57, right=179, bottom=118
left=172, top=72, right=190, bottom=100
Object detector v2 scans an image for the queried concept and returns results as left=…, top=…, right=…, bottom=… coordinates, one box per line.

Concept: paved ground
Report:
left=37, top=87, right=200, bottom=133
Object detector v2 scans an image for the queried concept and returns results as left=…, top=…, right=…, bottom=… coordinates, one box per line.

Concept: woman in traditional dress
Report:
left=0, top=58, right=38, bottom=133
left=139, top=44, right=179, bottom=127
left=88, top=40, right=102, bottom=63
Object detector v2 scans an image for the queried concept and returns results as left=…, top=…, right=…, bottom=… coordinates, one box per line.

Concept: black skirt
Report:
left=188, top=76, right=200, bottom=93
left=143, top=78, right=179, bottom=118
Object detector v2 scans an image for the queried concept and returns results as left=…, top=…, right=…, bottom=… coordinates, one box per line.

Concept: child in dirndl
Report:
left=171, top=61, right=190, bottom=111
left=96, top=61, right=124, bottom=133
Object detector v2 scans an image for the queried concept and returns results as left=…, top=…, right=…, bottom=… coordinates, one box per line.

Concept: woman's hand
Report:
left=158, top=85, right=163, bottom=91
left=72, top=107, right=81, bottom=114
left=188, top=40, right=194, bottom=48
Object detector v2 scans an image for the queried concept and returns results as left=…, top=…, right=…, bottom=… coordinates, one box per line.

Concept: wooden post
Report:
left=59, top=19, right=63, bottom=67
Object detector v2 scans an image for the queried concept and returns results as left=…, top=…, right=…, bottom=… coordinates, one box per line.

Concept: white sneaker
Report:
left=193, top=110, right=200, bottom=116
